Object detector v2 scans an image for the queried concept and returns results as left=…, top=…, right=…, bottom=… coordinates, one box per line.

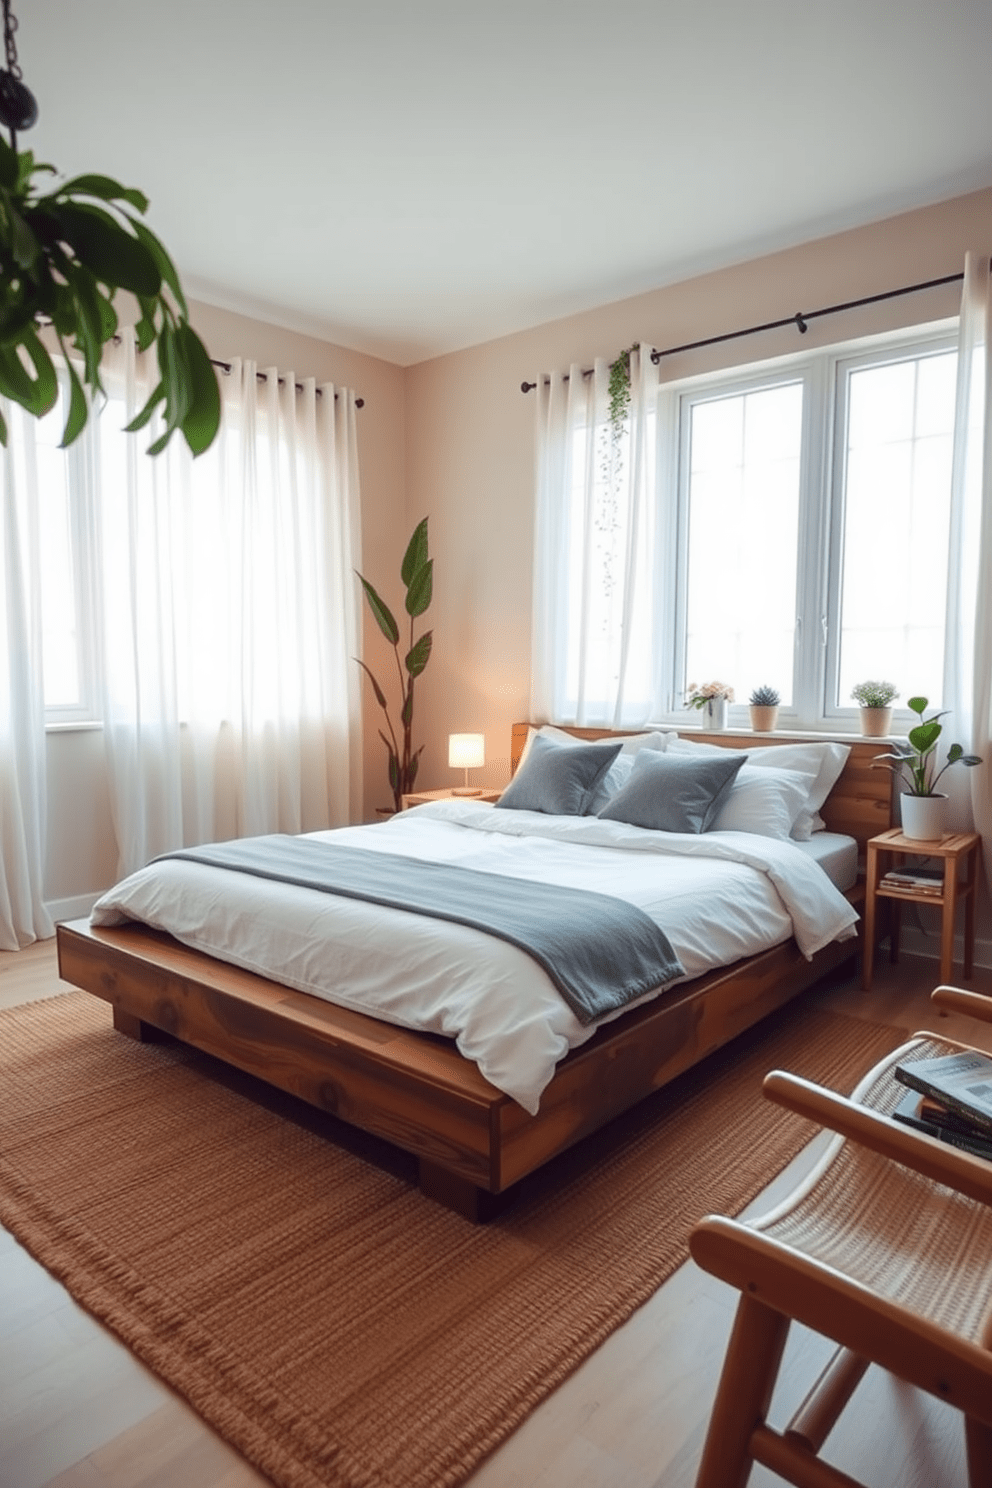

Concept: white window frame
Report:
left=668, top=319, right=958, bottom=732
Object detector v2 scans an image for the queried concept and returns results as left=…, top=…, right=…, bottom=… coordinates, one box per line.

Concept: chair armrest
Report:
left=763, top=1070, right=992, bottom=1208
left=931, top=984, right=992, bottom=1024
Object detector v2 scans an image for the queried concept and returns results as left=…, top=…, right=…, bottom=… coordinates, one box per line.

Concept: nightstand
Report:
left=401, top=787, right=502, bottom=809
left=862, top=828, right=981, bottom=991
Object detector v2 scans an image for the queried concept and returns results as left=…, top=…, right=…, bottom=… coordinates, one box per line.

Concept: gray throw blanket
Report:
left=162, top=835, right=684, bottom=1025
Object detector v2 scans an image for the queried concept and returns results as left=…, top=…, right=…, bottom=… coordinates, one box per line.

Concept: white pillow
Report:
left=667, top=737, right=850, bottom=838
left=708, top=764, right=813, bottom=839
left=519, top=726, right=672, bottom=810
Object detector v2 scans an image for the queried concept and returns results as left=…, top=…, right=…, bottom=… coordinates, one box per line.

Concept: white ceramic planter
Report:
left=859, top=706, right=893, bottom=738
left=704, top=697, right=729, bottom=730
left=900, top=792, right=948, bottom=841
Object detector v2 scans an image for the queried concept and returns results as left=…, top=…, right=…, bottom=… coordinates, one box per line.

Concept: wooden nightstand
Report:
left=863, top=827, right=981, bottom=991
left=401, top=787, right=502, bottom=809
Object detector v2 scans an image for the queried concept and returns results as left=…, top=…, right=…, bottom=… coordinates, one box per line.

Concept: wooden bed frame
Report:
left=56, top=725, right=893, bottom=1220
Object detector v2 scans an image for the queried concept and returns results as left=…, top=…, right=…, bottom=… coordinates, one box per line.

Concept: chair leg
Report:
left=965, top=1415, right=992, bottom=1488
left=694, top=1292, right=790, bottom=1488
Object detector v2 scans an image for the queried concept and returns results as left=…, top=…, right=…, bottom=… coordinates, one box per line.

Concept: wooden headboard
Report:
left=510, top=723, right=894, bottom=855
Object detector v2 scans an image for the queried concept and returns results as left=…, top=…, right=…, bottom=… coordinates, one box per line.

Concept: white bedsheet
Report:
left=91, top=801, right=859, bottom=1113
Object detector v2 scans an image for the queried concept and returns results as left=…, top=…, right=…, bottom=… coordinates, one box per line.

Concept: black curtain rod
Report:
left=519, top=270, right=965, bottom=393
left=211, top=358, right=364, bottom=408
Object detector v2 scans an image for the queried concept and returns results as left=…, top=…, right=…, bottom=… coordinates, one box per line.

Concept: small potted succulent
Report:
left=686, top=681, right=734, bottom=731
left=748, top=685, right=780, bottom=733
left=851, top=680, right=899, bottom=737
left=871, top=696, right=981, bottom=841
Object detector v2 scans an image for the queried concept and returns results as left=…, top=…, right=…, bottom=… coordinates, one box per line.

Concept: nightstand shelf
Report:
left=401, top=787, right=502, bottom=809
left=863, top=827, right=981, bottom=991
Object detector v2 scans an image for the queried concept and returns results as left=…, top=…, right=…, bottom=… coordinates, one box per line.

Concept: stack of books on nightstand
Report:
left=893, top=1049, right=992, bottom=1161
left=881, top=864, right=944, bottom=895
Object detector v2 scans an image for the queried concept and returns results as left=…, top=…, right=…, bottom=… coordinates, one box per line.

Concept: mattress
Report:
left=92, top=800, right=860, bottom=1113
left=795, top=831, right=859, bottom=892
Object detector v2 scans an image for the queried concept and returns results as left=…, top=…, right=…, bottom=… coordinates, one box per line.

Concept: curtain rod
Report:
left=211, top=358, right=364, bottom=408
left=519, top=270, right=966, bottom=393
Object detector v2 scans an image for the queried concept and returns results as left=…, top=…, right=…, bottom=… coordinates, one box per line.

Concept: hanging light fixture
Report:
left=0, top=0, right=220, bottom=455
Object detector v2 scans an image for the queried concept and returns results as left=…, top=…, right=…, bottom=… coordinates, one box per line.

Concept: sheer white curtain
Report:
left=944, top=252, right=992, bottom=880
left=95, top=334, right=363, bottom=877
left=0, top=406, right=54, bottom=948
left=530, top=346, right=672, bottom=727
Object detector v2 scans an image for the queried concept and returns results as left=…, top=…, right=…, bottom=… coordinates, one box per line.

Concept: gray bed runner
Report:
left=162, top=835, right=684, bottom=1025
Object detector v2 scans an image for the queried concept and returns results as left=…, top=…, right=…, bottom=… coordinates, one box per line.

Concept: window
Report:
left=675, top=326, right=958, bottom=727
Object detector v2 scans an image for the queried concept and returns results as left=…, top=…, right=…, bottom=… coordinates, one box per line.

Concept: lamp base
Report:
left=451, top=786, right=483, bottom=796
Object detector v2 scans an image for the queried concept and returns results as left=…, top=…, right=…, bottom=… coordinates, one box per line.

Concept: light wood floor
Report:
left=2, top=938, right=991, bottom=1488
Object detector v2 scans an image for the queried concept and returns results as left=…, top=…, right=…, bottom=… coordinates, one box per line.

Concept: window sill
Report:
left=45, top=720, right=104, bottom=734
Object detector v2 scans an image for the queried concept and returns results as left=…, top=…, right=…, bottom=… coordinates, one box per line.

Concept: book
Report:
left=894, top=1050, right=992, bottom=1135
left=891, top=1089, right=992, bottom=1161
left=882, top=867, right=945, bottom=890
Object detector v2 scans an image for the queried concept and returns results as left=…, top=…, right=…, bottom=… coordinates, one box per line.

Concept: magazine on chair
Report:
left=894, top=1050, right=992, bottom=1135
left=891, top=1089, right=992, bottom=1160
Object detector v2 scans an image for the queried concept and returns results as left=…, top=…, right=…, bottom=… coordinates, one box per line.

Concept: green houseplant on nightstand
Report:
left=871, top=695, right=981, bottom=840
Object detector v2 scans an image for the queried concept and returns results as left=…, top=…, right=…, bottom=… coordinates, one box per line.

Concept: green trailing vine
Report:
left=608, top=343, right=637, bottom=432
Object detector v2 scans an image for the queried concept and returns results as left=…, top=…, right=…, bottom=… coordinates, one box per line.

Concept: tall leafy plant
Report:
left=0, top=136, right=220, bottom=455
left=356, top=519, right=434, bottom=812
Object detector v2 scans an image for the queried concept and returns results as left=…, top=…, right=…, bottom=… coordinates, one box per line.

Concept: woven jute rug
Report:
left=0, top=990, right=902, bottom=1488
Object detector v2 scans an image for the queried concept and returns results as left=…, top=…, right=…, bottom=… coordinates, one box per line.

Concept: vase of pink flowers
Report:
left=686, top=681, right=735, bottom=731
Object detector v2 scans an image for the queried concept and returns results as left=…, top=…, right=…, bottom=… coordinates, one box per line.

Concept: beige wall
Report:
left=403, top=187, right=992, bottom=796
left=44, top=300, right=406, bottom=908
left=44, top=185, right=992, bottom=909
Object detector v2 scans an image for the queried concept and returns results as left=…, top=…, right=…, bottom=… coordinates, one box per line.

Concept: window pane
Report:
left=684, top=382, right=803, bottom=707
left=837, top=351, right=955, bottom=708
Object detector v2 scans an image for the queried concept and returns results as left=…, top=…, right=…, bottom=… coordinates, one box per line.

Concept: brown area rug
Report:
left=0, top=990, right=902, bottom=1488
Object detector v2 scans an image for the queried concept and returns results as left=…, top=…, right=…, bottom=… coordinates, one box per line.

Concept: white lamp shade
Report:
left=448, top=733, right=485, bottom=770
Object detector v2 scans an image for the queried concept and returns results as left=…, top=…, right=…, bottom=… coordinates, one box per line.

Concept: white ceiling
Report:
left=22, top=0, right=992, bottom=365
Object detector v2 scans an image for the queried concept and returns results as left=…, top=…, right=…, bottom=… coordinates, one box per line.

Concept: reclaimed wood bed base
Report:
left=55, top=726, right=892, bottom=1221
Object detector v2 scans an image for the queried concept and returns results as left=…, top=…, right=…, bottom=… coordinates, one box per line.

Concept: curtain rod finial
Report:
left=795, top=312, right=808, bottom=334
left=521, top=380, right=536, bottom=394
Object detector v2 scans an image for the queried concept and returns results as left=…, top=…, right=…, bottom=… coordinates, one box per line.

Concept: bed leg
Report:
left=112, top=1007, right=161, bottom=1042
left=418, top=1160, right=498, bottom=1222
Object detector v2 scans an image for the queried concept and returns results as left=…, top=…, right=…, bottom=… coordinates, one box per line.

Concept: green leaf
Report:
left=7, top=202, right=39, bottom=272
left=54, top=174, right=149, bottom=215
left=156, top=319, right=191, bottom=437
left=405, top=558, right=433, bottom=618
left=401, top=683, right=414, bottom=729
left=357, top=575, right=399, bottom=644
left=947, top=743, right=963, bottom=764
left=134, top=295, right=158, bottom=353
left=405, top=630, right=432, bottom=678
left=407, top=749, right=423, bottom=788
left=176, top=323, right=220, bottom=456
left=387, top=749, right=400, bottom=793
left=124, top=378, right=166, bottom=434
left=401, top=517, right=429, bottom=587
left=0, top=341, right=36, bottom=406
left=908, top=721, right=941, bottom=755
left=47, top=201, right=161, bottom=298
left=0, top=405, right=7, bottom=445
left=906, top=696, right=929, bottom=717
left=17, top=327, right=58, bottom=416
left=59, top=353, right=89, bottom=447
left=356, top=658, right=388, bottom=710
left=131, top=218, right=188, bottom=317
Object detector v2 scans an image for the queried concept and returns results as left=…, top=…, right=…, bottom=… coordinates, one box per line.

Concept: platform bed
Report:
left=56, top=726, right=893, bottom=1221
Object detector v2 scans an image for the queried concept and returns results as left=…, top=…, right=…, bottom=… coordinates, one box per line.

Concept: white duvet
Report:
left=91, top=800, right=859, bottom=1113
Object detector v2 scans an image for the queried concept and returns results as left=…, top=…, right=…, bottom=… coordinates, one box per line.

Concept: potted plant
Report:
left=748, top=685, right=780, bottom=733
left=355, top=520, right=434, bottom=814
left=851, top=680, right=899, bottom=737
left=686, top=681, right=734, bottom=731
left=871, top=696, right=981, bottom=840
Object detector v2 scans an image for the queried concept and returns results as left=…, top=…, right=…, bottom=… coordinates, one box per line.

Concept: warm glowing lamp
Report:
left=448, top=733, right=485, bottom=795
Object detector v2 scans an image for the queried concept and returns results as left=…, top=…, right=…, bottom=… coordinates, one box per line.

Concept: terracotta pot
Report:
left=859, top=706, right=893, bottom=738
left=900, top=793, right=948, bottom=842
left=749, top=704, right=779, bottom=733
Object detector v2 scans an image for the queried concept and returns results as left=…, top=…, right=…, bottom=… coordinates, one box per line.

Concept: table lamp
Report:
left=448, top=733, right=485, bottom=795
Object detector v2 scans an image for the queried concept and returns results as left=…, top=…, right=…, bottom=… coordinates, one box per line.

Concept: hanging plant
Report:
left=0, top=1, right=219, bottom=455
left=608, top=343, right=637, bottom=433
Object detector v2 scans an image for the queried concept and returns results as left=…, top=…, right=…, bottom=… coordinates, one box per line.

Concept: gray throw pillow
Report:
left=597, top=749, right=746, bottom=834
left=496, top=734, right=623, bottom=816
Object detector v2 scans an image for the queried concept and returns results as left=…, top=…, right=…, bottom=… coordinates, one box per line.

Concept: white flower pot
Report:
left=859, top=706, right=893, bottom=738
left=900, top=793, right=948, bottom=842
left=704, top=697, right=729, bottom=730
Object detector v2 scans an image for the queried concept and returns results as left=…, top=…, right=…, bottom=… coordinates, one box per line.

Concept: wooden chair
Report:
left=690, top=984, right=992, bottom=1488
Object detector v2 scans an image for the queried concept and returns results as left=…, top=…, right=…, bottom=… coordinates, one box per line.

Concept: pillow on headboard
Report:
left=497, top=734, right=622, bottom=815
left=517, top=725, right=672, bottom=811
left=667, top=737, right=850, bottom=838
